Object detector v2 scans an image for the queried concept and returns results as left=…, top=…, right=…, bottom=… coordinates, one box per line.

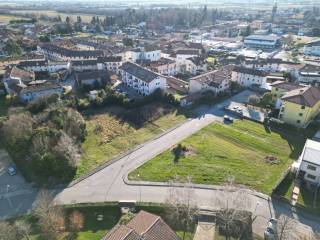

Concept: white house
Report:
left=149, top=58, right=177, bottom=76
left=19, top=83, right=64, bottom=102
left=71, top=59, right=103, bottom=72
left=183, top=57, right=207, bottom=75
left=296, top=139, right=320, bottom=187
left=18, top=60, right=71, bottom=73
left=231, top=66, right=268, bottom=89
left=298, top=64, right=320, bottom=86
left=189, top=69, right=230, bottom=95
left=124, top=46, right=161, bottom=63
left=304, top=40, right=320, bottom=56
left=120, top=62, right=166, bottom=96
left=4, top=66, right=35, bottom=94
left=175, top=49, right=199, bottom=61
left=98, top=56, right=122, bottom=74
left=38, top=44, right=104, bottom=61
left=244, top=58, right=282, bottom=72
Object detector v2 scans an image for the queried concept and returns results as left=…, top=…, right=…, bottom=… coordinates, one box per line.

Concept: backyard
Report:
left=76, top=104, right=188, bottom=177
left=129, top=120, right=305, bottom=194
left=22, top=203, right=194, bottom=240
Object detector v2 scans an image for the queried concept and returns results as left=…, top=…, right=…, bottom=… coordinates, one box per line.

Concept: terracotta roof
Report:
left=103, top=225, right=140, bottom=240
left=282, top=86, right=320, bottom=107
left=9, top=66, right=35, bottom=82
left=103, top=211, right=180, bottom=240
left=269, top=81, right=302, bottom=91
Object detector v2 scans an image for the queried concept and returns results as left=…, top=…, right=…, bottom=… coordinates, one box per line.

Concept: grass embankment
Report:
left=130, top=120, right=304, bottom=194
left=77, top=105, right=188, bottom=177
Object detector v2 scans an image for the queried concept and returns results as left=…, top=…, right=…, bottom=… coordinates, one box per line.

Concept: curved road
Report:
left=55, top=91, right=320, bottom=238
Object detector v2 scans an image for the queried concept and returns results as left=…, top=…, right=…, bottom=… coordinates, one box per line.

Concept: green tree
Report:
left=4, top=39, right=22, bottom=57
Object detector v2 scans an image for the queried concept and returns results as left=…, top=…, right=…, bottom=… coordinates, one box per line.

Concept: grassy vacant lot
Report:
left=129, top=120, right=304, bottom=194
left=76, top=104, right=188, bottom=177
left=24, top=203, right=194, bottom=240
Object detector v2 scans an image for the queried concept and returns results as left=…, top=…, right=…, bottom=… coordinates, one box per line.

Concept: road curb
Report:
left=122, top=173, right=270, bottom=201
left=67, top=117, right=193, bottom=187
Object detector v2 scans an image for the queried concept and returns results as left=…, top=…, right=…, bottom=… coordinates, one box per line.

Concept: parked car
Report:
left=224, top=115, right=234, bottom=123
left=264, top=218, right=278, bottom=240
left=7, top=166, right=17, bottom=176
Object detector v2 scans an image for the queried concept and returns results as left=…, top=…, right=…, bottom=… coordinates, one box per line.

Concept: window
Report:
left=301, top=105, right=305, bottom=109
left=275, top=88, right=278, bottom=91
left=307, top=165, right=317, bottom=171
left=307, top=174, right=316, bottom=180
left=299, top=113, right=303, bottom=117
left=297, top=120, right=301, bottom=123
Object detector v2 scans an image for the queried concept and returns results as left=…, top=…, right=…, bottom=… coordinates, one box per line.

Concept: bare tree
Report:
left=33, top=190, right=65, bottom=240
left=165, top=176, right=198, bottom=240
left=69, top=210, right=85, bottom=232
left=277, top=215, right=293, bottom=240
left=14, top=220, right=32, bottom=240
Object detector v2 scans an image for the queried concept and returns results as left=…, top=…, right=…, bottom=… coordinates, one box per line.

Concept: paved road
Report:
left=1, top=91, right=319, bottom=239
left=55, top=91, right=320, bottom=238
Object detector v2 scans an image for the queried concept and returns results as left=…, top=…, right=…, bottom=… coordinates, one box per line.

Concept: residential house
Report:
left=4, top=66, right=35, bottom=94
left=298, top=64, right=320, bottom=86
left=71, top=59, right=104, bottom=72
left=231, top=66, right=268, bottom=89
left=304, top=40, right=320, bottom=56
left=270, top=81, right=303, bottom=109
left=244, top=58, right=282, bottom=72
left=18, top=60, right=71, bottom=73
left=296, top=139, right=320, bottom=188
left=75, top=70, right=109, bottom=88
left=120, top=62, right=166, bottom=96
left=189, top=69, right=230, bottom=95
left=278, top=86, right=320, bottom=128
left=98, top=56, right=122, bottom=74
left=102, top=210, right=179, bottom=240
left=18, top=82, right=64, bottom=102
left=149, top=57, right=177, bottom=76
left=124, top=46, right=161, bottom=63
left=175, top=49, right=200, bottom=61
left=183, top=56, right=207, bottom=75
left=38, top=43, right=104, bottom=61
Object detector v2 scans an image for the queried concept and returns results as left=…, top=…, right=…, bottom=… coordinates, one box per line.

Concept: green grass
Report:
left=24, top=203, right=194, bottom=240
left=129, top=120, right=304, bottom=194
left=0, top=95, right=8, bottom=117
left=76, top=107, right=188, bottom=177
left=0, top=14, right=30, bottom=23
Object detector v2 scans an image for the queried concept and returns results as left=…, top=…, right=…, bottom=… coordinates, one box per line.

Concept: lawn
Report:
left=25, top=203, right=194, bottom=240
left=76, top=105, right=188, bottom=177
left=129, top=120, right=304, bottom=194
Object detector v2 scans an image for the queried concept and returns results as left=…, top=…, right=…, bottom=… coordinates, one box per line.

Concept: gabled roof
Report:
left=8, top=66, right=35, bottom=82
left=103, top=211, right=180, bottom=240
left=301, top=139, right=320, bottom=166
left=120, top=62, right=159, bottom=83
left=282, top=86, right=320, bottom=107
left=102, top=225, right=140, bottom=240
left=190, top=70, right=228, bottom=88
left=232, top=66, right=267, bottom=77
left=269, top=81, right=302, bottom=91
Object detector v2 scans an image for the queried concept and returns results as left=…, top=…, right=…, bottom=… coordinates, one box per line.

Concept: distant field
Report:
left=10, top=10, right=104, bottom=23
left=0, top=14, right=30, bottom=23
left=129, top=120, right=304, bottom=194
